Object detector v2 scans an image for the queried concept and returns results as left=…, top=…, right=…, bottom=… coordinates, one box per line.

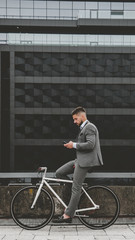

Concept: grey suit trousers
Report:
left=56, top=160, right=90, bottom=218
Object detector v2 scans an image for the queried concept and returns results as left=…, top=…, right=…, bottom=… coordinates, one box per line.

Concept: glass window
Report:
left=34, top=9, right=46, bottom=18
left=19, top=34, right=33, bottom=43
left=3, top=33, right=135, bottom=47
left=91, top=10, right=98, bottom=19
left=0, top=33, right=6, bottom=40
left=60, top=34, right=72, bottom=42
left=20, top=34, right=25, bottom=41
left=99, top=2, right=110, bottom=10
left=124, top=3, right=135, bottom=10
left=111, top=2, right=124, bottom=10
left=21, top=8, right=33, bottom=17
left=73, top=35, right=85, bottom=42
left=99, top=35, right=111, bottom=45
left=7, top=8, right=19, bottom=16
left=124, top=11, right=135, bottom=19
left=130, top=36, right=135, bottom=43
left=60, top=1, right=72, bottom=9
left=111, top=35, right=123, bottom=43
left=21, top=0, right=33, bottom=8
left=83, top=10, right=91, bottom=18
left=34, top=34, right=43, bottom=44
left=92, top=35, right=98, bottom=45
left=47, top=9, right=59, bottom=18
left=46, top=34, right=59, bottom=44
left=0, top=8, right=6, bottom=16
left=47, top=1, right=59, bottom=9
left=124, top=35, right=131, bottom=44
left=34, top=1, right=46, bottom=9
left=53, top=34, right=60, bottom=42
left=73, top=9, right=79, bottom=18
left=73, top=2, right=85, bottom=10
left=42, top=34, right=47, bottom=43
left=77, top=10, right=83, bottom=18
left=34, top=34, right=41, bottom=41
left=98, top=11, right=110, bottom=19
left=86, top=35, right=97, bottom=42
left=60, top=9, right=72, bottom=19
left=7, top=0, right=19, bottom=8
left=8, top=33, right=19, bottom=44
left=1, top=0, right=6, bottom=7
left=86, top=2, right=98, bottom=10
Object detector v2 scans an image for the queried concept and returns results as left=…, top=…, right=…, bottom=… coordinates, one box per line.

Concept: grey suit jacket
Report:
left=76, top=121, right=103, bottom=168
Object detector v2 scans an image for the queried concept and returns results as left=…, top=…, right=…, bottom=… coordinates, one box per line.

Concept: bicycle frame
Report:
left=31, top=167, right=99, bottom=216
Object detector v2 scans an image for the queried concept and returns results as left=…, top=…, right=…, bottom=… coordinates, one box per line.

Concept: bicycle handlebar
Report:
left=38, top=167, right=47, bottom=173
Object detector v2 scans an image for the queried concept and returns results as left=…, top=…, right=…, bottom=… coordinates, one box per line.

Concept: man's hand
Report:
left=64, top=141, right=73, bottom=149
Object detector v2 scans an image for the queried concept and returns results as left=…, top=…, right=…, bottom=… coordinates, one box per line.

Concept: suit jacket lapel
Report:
left=80, top=120, right=89, bottom=132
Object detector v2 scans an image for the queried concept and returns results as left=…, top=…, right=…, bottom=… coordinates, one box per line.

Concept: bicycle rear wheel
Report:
left=11, top=186, right=54, bottom=230
left=78, top=185, right=120, bottom=230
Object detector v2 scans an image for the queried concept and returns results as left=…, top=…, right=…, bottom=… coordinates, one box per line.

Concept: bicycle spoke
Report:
left=11, top=186, right=54, bottom=230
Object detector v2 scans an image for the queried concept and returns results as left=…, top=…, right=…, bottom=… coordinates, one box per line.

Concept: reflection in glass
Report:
left=1, top=1, right=135, bottom=20
left=47, top=9, right=59, bottom=18
left=73, top=1, right=85, bottom=10
left=7, top=0, right=19, bottom=8
left=124, top=2, right=135, bottom=10
left=34, top=1, right=46, bottom=9
left=21, top=0, right=33, bottom=8
left=47, top=1, right=59, bottom=9
left=1, top=33, right=135, bottom=46
left=60, top=9, right=72, bottom=18
left=7, top=8, right=19, bottom=16
left=111, top=2, right=124, bottom=10
left=1, top=0, right=6, bottom=8
left=60, top=1, right=72, bottom=9
left=99, top=2, right=110, bottom=10
left=0, top=8, right=6, bottom=16
left=34, top=9, right=46, bottom=18
left=86, top=2, right=98, bottom=10
left=21, top=8, right=33, bottom=16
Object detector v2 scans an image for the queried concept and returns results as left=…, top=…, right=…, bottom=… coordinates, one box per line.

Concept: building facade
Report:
left=0, top=1, right=135, bottom=178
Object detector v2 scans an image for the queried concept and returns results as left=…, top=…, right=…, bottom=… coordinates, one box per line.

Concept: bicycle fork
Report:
left=31, top=182, right=44, bottom=209
left=31, top=168, right=47, bottom=209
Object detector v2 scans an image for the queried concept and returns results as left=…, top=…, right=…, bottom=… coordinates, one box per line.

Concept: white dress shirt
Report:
left=73, top=120, right=88, bottom=149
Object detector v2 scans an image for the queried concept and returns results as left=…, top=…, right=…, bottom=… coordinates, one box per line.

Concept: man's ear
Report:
left=81, top=112, right=86, bottom=121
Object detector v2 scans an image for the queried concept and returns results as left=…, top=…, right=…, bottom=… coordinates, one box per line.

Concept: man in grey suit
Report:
left=53, top=106, right=103, bottom=223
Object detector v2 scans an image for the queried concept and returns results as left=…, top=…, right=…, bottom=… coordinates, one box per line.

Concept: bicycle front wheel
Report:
left=11, top=186, right=55, bottom=230
left=78, top=185, right=120, bottom=230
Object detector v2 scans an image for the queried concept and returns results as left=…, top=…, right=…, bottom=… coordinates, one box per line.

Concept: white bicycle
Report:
left=11, top=167, right=120, bottom=230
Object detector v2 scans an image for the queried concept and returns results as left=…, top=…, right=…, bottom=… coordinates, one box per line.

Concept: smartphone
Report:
left=63, top=141, right=67, bottom=144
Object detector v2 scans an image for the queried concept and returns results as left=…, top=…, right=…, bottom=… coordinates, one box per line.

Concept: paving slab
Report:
left=64, top=237, right=94, bottom=240
left=0, top=223, right=135, bottom=240
left=105, top=225, right=135, bottom=236
left=94, top=237, right=110, bottom=240
left=109, top=237, right=125, bottom=240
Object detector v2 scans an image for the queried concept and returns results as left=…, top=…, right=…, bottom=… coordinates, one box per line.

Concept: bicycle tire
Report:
left=11, top=186, right=55, bottom=230
left=78, top=185, right=120, bottom=230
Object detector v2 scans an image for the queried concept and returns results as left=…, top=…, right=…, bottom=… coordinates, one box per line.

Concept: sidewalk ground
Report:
left=0, top=223, right=135, bottom=240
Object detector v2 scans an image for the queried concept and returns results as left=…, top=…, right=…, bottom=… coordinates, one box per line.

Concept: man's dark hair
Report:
left=71, top=106, right=86, bottom=116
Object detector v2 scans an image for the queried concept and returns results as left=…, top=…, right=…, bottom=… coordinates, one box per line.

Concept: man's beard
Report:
left=79, top=120, right=83, bottom=126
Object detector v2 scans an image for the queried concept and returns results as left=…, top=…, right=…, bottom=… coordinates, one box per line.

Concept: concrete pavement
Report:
left=0, top=223, right=135, bottom=240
